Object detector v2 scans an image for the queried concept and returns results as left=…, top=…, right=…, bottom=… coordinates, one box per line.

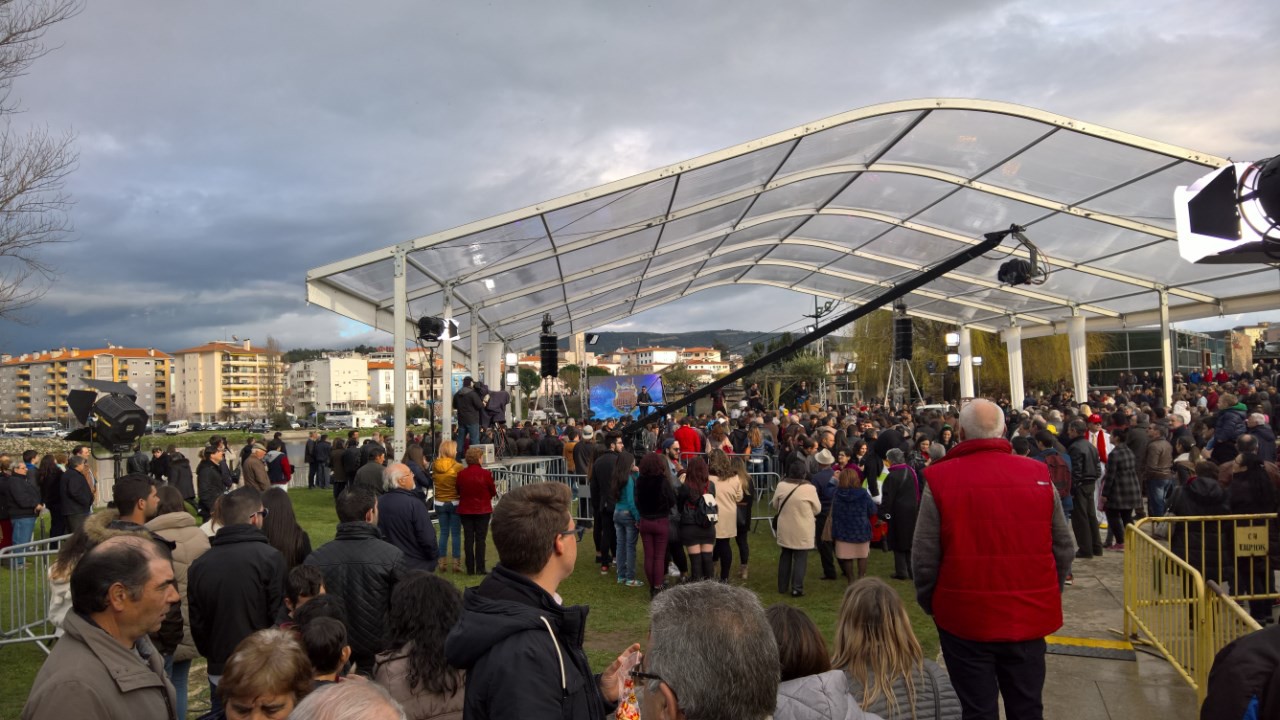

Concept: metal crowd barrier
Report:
left=1, top=532, right=69, bottom=655
left=749, top=472, right=781, bottom=535
left=502, top=456, right=568, bottom=476
left=1142, top=513, right=1279, bottom=601
left=489, top=467, right=590, bottom=522
left=1124, top=516, right=1272, bottom=705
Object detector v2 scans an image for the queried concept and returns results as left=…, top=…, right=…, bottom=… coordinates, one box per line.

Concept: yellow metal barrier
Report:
left=1124, top=521, right=1205, bottom=697
left=1124, top=516, right=1273, bottom=705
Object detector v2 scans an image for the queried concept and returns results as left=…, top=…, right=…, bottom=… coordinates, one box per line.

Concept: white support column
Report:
left=441, top=290, right=454, bottom=445
left=391, top=250, right=407, bottom=458
left=511, top=347, right=522, bottom=422
left=1159, top=290, right=1174, bottom=405
left=958, top=326, right=975, bottom=399
left=1068, top=315, right=1088, bottom=403
left=469, top=321, right=480, bottom=380
left=1002, top=325, right=1024, bottom=410
left=483, top=340, right=503, bottom=390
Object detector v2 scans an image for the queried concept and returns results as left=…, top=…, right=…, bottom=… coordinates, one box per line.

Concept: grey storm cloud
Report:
left=0, top=0, right=1275, bottom=353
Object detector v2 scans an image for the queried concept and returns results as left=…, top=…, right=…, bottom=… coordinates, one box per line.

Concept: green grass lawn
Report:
left=1, top=486, right=939, bottom=719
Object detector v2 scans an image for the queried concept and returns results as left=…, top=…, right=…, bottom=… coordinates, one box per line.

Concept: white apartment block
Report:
left=368, top=362, right=426, bottom=408
left=288, top=355, right=370, bottom=416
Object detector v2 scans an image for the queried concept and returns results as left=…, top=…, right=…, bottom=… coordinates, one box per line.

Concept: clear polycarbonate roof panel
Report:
left=671, top=142, right=795, bottom=213
left=877, top=110, right=1052, bottom=179
left=557, top=226, right=660, bottom=276
left=308, top=100, right=1235, bottom=341
left=543, top=178, right=676, bottom=244
left=761, top=242, right=847, bottom=268
left=776, top=111, right=920, bottom=176
left=1077, top=161, right=1212, bottom=229
left=742, top=174, right=853, bottom=222
left=978, top=129, right=1174, bottom=205
left=828, top=172, right=957, bottom=218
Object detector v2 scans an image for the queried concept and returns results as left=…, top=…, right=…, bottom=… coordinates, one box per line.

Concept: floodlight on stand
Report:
left=585, top=333, right=600, bottom=346
left=64, top=378, right=149, bottom=450
left=844, top=362, right=857, bottom=373
left=945, top=332, right=960, bottom=347
left=946, top=353, right=961, bottom=368
left=505, top=371, right=519, bottom=386
left=972, top=356, right=983, bottom=367
left=505, top=352, right=518, bottom=367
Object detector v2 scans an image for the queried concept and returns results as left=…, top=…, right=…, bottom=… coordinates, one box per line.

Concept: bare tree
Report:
left=0, top=0, right=82, bottom=319
left=261, top=335, right=284, bottom=424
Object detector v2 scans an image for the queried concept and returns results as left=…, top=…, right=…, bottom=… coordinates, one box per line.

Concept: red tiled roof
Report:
left=3, top=347, right=171, bottom=365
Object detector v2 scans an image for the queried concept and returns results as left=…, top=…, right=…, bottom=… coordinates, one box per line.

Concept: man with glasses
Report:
left=446, top=481, right=638, bottom=719
left=633, top=582, right=779, bottom=720
left=187, top=486, right=284, bottom=714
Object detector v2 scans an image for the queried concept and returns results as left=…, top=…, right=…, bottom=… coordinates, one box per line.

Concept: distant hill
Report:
left=540, top=330, right=784, bottom=356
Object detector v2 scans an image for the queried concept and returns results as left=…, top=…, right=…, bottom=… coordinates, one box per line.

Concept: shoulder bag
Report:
left=771, top=483, right=797, bottom=532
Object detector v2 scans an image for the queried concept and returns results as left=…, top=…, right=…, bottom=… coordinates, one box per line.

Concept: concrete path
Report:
left=1043, top=549, right=1199, bottom=720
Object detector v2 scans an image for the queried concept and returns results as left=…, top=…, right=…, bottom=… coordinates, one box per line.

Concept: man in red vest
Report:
left=913, top=399, right=1077, bottom=719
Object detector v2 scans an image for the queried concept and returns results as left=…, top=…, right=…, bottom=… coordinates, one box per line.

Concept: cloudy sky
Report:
left=2, top=0, right=1277, bottom=355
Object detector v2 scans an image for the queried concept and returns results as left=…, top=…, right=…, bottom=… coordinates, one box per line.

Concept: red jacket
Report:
left=924, top=438, right=1063, bottom=642
left=674, top=425, right=702, bottom=463
left=456, top=465, right=497, bottom=515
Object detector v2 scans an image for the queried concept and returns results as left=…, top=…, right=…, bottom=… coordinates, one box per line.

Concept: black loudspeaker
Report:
left=540, top=334, right=558, bottom=377
left=892, top=317, right=913, bottom=361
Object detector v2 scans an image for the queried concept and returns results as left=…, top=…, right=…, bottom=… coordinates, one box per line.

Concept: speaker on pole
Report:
left=540, top=334, right=559, bottom=377
left=893, top=317, right=913, bottom=361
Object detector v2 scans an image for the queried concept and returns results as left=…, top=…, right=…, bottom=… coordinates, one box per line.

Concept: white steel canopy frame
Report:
left=308, top=98, right=1279, bottom=351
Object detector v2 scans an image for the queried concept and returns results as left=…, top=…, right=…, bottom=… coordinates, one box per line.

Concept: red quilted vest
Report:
left=925, top=438, right=1063, bottom=642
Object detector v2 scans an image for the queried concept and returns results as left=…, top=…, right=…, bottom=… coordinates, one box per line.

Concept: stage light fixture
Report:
left=417, top=316, right=457, bottom=342
left=505, top=352, right=518, bottom=367
left=1176, top=156, right=1280, bottom=263
left=972, top=356, right=983, bottom=367
left=506, top=371, right=519, bottom=386
left=945, top=332, right=960, bottom=347
left=844, top=362, right=857, bottom=373
left=65, top=379, right=150, bottom=450
left=946, top=353, right=961, bottom=367
left=585, top=333, right=600, bottom=345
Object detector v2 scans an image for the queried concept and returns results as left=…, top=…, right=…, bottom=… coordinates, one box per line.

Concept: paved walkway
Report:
left=1042, top=549, right=1199, bottom=720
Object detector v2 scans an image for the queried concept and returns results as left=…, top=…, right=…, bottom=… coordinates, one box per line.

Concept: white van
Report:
left=164, top=420, right=190, bottom=435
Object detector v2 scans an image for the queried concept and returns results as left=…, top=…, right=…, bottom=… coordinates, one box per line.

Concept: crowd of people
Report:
left=8, top=363, right=1280, bottom=718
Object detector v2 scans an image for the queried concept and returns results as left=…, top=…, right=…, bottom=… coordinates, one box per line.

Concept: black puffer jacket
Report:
left=1202, top=624, right=1280, bottom=720
left=196, top=458, right=226, bottom=510
left=377, top=488, right=438, bottom=572
left=187, top=524, right=285, bottom=674
left=1170, top=472, right=1233, bottom=584
left=445, top=565, right=608, bottom=720
left=168, top=453, right=195, bottom=501
left=303, top=522, right=405, bottom=674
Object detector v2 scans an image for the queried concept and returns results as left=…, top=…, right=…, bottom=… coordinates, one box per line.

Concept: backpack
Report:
left=693, top=481, right=719, bottom=528
left=1044, top=452, right=1071, bottom=499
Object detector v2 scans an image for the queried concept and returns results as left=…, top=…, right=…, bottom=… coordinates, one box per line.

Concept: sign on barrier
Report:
left=1235, top=526, right=1268, bottom=557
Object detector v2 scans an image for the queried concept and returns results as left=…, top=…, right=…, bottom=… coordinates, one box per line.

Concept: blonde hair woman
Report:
left=832, top=578, right=961, bottom=719
left=707, top=448, right=743, bottom=581
left=433, top=440, right=464, bottom=572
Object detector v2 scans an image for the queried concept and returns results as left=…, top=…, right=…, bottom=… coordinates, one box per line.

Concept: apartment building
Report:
left=287, top=355, right=370, bottom=416
left=172, top=340, right=286, bottom=422
left=368, top=361, right=426, bottom=408
left=0, top=346, right=170, bottom=425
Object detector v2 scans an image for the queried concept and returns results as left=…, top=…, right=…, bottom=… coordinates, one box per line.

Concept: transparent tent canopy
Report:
left=308, top=99, right=1276, bottom=348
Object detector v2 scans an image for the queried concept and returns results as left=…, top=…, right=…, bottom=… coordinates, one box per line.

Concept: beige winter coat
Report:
left=374, top=644, right=465, bottom=720
left=146, top=511, right=211, bottom=663
left=711, top=474, right=744, bottom=539
left=241, top=455, right=269, bottom=492
left=770, top=480, right=820, bottom=550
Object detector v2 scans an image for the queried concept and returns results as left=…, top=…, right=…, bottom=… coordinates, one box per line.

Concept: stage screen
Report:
left=588, top=374, right=665, bottom=420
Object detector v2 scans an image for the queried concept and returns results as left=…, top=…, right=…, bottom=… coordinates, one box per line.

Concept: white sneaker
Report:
left=667, top=562, right=680, bottom=577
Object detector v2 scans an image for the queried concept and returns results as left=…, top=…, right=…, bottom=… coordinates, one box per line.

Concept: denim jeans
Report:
left=436, top=501, right=462, bottom=558
left=614, top=509, right=639, bottom=581
left=456, top=424, right=481, bottom=458
left=1147, top=476, right=1173, bottom=519
left=9, top=517, right=34, bottom=566
left=164, top=655, right=191, bottom=719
